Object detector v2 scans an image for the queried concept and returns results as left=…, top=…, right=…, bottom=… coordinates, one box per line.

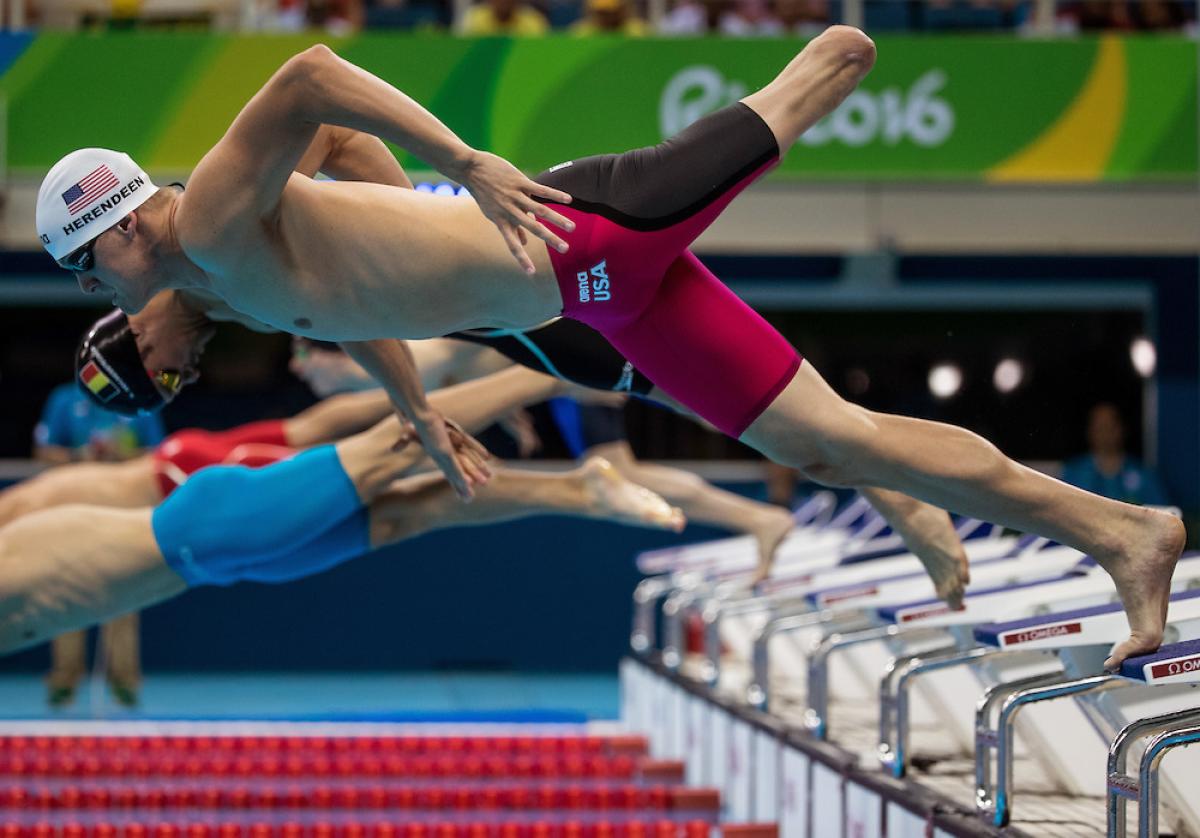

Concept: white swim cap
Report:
left=37, top=148, right=159, bottom=261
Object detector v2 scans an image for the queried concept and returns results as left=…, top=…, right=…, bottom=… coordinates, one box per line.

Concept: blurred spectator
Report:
left=271, top=0, right=363, bottom=32
left=658, top=0, right=726, bottom=32
left=1057, top=0, right=1131, bottom=30
left=772, top=0, right=829, bottom=33
left=460, top=0, right=549, bottom=33
left=1061, top=402, right=1169, bottom=507
left=34, top=382, right=164, bottom=465
left=570, top=0, right=648, bottom=33
left=1131, top=0, right=1189, bottom=28
left=921, top=0, right=1019, bottom=30
left=364, top=0, right=448, bottom=28
left=35, top=382, right=166, bottom=709
left=719, top=0, right=781, bottom=33
left=307, top=0, right=365, bottom=30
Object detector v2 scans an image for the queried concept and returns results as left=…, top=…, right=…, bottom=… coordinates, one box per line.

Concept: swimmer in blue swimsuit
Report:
left=0, top=417, right=683, bottom=655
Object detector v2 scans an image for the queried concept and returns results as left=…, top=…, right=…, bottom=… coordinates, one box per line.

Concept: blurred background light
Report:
left=928, top=363, right=962, bottom=400
left=993, top=358, right=1024, bottom=394
left=1130, top=337, right=1157, bottom=378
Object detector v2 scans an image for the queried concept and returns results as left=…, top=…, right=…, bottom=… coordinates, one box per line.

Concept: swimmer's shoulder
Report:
left=173, top=157, right=292, bottom=268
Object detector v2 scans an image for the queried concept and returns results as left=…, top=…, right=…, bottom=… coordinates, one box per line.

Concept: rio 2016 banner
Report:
left=0, top=32, right=1194, bottom=181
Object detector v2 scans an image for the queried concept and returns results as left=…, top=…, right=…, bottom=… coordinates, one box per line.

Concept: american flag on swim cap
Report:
left=62, top=165, right=120, bottom=215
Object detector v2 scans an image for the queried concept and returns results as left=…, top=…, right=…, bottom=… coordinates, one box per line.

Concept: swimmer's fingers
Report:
left=443, top=419, right=493, bottom=485
left=457, top=428, right=492, bottom=463
left=525, top=199, right=575, bottom=237
left=416, top=416, right=475, bottom=501
left=444, top=418, right=492, bottom=460
left=498, top=223, right=537, bottom=275
left=528, top=181, right=573, bottom=207
left=453, top=441, right=491, bottom=488
left=458, top=447, right=492, bottom=487
left=513, top=202, right=569, bottom=255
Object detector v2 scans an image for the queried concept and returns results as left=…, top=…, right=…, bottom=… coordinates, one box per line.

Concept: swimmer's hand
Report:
left=456, top=150, right=575, bottom=275
left=412, top=409, right=493, bottom=501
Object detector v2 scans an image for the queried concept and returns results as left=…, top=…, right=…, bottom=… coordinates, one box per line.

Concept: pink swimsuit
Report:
left=536, top=103, right=802, bottom=438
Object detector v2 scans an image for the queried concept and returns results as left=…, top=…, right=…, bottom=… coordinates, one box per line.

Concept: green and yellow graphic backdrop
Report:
left=1, top=33, right=1195, bottom=181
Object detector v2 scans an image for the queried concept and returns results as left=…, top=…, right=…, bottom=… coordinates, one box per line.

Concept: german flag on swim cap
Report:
left=79, top=360, right=119, bottom=403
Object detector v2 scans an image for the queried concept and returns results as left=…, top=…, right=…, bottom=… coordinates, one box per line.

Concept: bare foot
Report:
left=1098, top=508, right=1186, bottom=670
left=859, top=490, right=969, bottom=609
left=750, top=508, right=796, bottom=583
left=338, top=419, right=423, bottom=502
left=582, top=457, right=686, bottom=532
left=915, top=541, right=970, bottom=610
left=900, top=507, right=970, bottom=609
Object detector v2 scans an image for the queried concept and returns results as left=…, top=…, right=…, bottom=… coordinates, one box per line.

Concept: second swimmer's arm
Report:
left=339, top=339, right=492, bottom=500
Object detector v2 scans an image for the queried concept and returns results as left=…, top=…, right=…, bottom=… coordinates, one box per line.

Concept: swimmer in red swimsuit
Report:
left=0, top=366, right=570, bottom=525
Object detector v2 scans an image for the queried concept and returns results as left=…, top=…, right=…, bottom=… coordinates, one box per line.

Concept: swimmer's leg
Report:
left=284, top=392, right=395, bottom=447
left=286, top=367, right=564, bottom=450
left=855, top=487, right=967, bottom=609
left=0, top=457, right=160, bottom=528
left=208, top=456, right=687, bottom=585
left=0, top=506, right=182, bottom=655
left=47, top=630, right=87, bottom=705
left=740, top=26, right=877, bottom=155
left=739, top=361, right=1185, bottom=668
left=426, top=366, right=564, bottom=437
left=153, top=420, right=424, bottom=585
left=643, top=383, right=964, bottom=594
left=100, top=612, right=141, bottom=705
left=0, top=421, right=423, bottom=653
left=367, top=460, right=685, bottom=547
left=584, top=439, right=792, bottom=582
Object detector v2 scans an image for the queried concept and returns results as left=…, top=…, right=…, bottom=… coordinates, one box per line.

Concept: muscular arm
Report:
left=294, top=124, right=413, bottom=188
left=184, top=45, right=572, bottom=271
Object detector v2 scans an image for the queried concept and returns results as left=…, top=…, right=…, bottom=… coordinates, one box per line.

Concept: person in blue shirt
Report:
left=35, top=383, right=165, bottom=465
left=33, top=383, right=166, bottom=709
left=1062, top=402, right=1169, bottom=508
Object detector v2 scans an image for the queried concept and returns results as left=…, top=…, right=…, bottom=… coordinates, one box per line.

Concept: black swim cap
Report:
left=75, top=309, right=167, bottom=416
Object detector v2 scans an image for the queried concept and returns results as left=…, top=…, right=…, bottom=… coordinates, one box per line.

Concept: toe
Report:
left=1105, top=633, right=1161, bottom=671
left=941, top=582, right=964, bottom=611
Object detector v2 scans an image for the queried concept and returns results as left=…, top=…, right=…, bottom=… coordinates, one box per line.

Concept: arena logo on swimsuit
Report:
left=576, top=260, right=611, bottom=303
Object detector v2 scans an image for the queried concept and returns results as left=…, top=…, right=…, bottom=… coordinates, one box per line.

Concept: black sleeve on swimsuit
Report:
left=533, top=102, right=779, bottom=231
left=449, top=319, right=655, bottom=395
